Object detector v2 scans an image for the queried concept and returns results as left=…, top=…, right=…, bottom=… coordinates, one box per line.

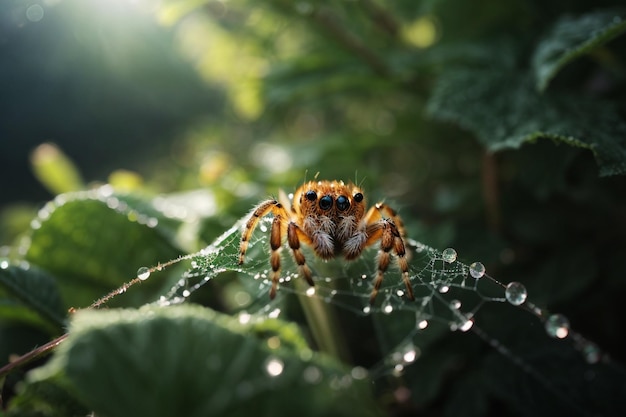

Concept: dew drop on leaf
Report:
left=417, top=319, right=428, bottom=330
left=305, top=286, right=316, bottom=297
left=505, top=281, right=528, bottom=305
left=137, top=266, right=150, bottom=280
left=469, top=262, right=485, bottom=279
left=0, top=259, right=8, bottom=269
left=442, top=247, right=457, bottom=263
left=545, top=314, right=570, bottom=339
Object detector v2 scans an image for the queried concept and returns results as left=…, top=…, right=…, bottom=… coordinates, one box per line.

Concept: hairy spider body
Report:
left=238, top=180, right=414, bottom=304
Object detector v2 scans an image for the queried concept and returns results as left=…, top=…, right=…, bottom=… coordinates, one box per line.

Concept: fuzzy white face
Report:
left=291, top=180, right=367, bottom=259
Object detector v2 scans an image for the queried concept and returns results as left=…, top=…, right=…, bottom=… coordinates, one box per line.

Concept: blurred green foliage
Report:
left=1, top=0, right=626, bottom=416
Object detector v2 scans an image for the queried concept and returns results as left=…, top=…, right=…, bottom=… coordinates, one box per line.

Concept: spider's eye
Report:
left=305, top=190, right=317, bottom=201
left=336, top=195, right=350, bottom=211
left=319, top=195, right=333, bottom=210
left=353, top=192, right=364, bottom=203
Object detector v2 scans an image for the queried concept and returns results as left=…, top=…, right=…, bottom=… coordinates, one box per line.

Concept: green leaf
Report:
left=427, top=69, right=626, bottom=176
left=532, top=9, right=626, bottom=91
left=25, top=190, right=182, bottom=309
left=0, top=264, right=65, bottom=331
left=30, top=143, right=85, bottom=195
left=4, top=375, right=89, bottom=417
left=29, top=305, right=381, bottom=417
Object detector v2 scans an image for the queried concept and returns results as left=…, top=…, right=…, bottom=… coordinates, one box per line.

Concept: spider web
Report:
left=147, top=215, right=620, bottom=416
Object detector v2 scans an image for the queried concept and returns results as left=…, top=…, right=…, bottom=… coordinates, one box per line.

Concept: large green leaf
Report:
left=27, top=305, right=381, bottom=417
left=25, top=190, right=183, bottom=308
left=532, top=9, right=626, bottom=92
left=427, top=69, right=626, bottom=176
left=0, top=264, right=65, bottom=331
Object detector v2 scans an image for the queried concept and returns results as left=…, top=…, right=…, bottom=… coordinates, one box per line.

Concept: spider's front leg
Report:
left=287, top=222, right=315, bottom=287
left=363, top=203, right=415, bottom=304
left=238, top=199, right=287, bottom=299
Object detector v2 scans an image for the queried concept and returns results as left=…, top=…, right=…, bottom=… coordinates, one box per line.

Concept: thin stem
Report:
left=294, top=279, right=352, bottom=364
left=0, top=334, right=68, bottom=379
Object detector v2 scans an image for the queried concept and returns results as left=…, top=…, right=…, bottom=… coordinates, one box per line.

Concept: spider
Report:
left=238, top=180, right=415, bottom=304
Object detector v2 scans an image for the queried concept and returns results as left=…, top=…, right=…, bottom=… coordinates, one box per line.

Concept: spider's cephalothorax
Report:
left=238, top=180, right=414, bottom=304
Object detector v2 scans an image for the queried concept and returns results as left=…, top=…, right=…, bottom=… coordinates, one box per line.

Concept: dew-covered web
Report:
left=136, top=214, right=614, bottom=416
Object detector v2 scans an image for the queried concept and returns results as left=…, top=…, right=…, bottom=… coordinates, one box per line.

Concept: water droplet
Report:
left=545, top=314, right=569, bottom=339
left=460, top=318, right=474, bottom=332
left=362, top=305, right=371, bottom=315
left=469, top=262, right=485, bottom=279
left=361, top=274, right=367, bottom=279
left=382, top=302, right=394, bottom=314
left=269, top=308, right=281, bottom=318
left=505, top=281, right=527, bottom=306
left=582, top=341, right=601, bottom=364
left=351, top=366, right=368, bottom=380
left=417, top=319, right=428, bottom=329
left=438, top=284, right=450, bottom=293
left=392, top=364, right=404, bottom=376
left=264, top=357, right=284, bottom=377
left=182, top=289, right=191, bottom=297
left=0, top=259, right=8, bottom=269
left=26, top=4, right=44, bottom=22
left=267, top=336, right=281, bottom=349
left=303, top=366, right=322, bottom=384
left=403, top=348, right=418, bottom=363
left=450, top=299, right=461, bottom=309
left=396, top=289, right=405, bottom=297
left=442, top=248, right=457, bottom=263
left=137, top=267, right=151, bottom=281
left=305, top=287, right=316, bottom=297
left=238, top=312, right=252, bottom=324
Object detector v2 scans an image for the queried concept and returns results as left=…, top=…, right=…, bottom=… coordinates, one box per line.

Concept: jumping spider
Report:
left=238, top=180, right=414, bottom=304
